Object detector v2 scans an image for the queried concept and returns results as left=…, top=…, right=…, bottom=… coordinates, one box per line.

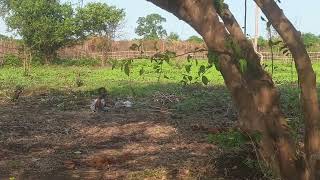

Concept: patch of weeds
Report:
left=207, top=130, right=248, bottom=150
left=210, top=130, right=278, bottom=179
left=287, top=117, right=303, bottom=141
left=52, top=58, right=100, bottom=67
left=3, top=54, right=22, bottom=67
left=175, top=87, right=230, bottom=114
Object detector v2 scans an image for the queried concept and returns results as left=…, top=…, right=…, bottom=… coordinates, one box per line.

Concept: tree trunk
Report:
left=146, top=0, right=310, bottom=179
left=254, top=0, right=320, bottom=179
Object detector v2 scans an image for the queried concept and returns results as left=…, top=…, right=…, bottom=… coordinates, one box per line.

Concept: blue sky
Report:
left=0, top=0, right=319, bottom=40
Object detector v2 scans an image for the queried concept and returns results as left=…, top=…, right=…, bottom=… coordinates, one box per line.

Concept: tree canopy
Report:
left=75, top=2, right=125, bottom=39
left=2, top=0, right=125, bottom=63
left=186, top=35, right=204, bottom=43
left=302, top=32, right=320, bottom=49
left=167, top=32, right=180, bottom=41
left=135, top=13, right=167, bottom=40
left=5, top=0, right=79, bottom=62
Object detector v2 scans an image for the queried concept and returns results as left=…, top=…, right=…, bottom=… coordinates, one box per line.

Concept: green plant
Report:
left=52, top=58, right=100, bottom=67
left=3, top=53, right=22, bottom=67
left=5, top=1, right=125, bottom=64
left=135, top=13, right=167, bottom=40
left=207, top=130, right=248, bottom=150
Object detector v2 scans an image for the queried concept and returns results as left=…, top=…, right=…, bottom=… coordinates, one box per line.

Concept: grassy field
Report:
left=0, top=59, right=315, bottom=126
left=0, top=59, right=309, bottom=94
left=0, top=59, right=318, bottom=179
left=0, top=59, right=314, bottom=118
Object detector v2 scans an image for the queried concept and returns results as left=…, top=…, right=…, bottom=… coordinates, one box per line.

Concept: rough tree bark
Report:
left=216, top=3, right=306, bottom=179
left=255, top=1, right=320, bottom=179
left=146, top=0, right=316, bottom=179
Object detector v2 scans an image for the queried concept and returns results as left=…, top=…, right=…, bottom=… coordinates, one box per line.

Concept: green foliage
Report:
left=135, top=13, right=167, bottom=40
left=186, top=35, right=204, bottom=43
left=214, top=0, right=225, bottom=13
left=0, top=0, right=10, bottom=17
left=180, top=55, right=213, bottom=85
left=257, top=36, right=268, bottom=48
left=150, top=50, right=176, bottom=81
left=202, top=76, right=209, bottom=85
left=302, top=33, right=320, bottom=49
left=239, top=59, right=248, bottom=73
left=225, top=37, right=242, bottom=59
left=167, top=32, right=180, bottom=41
left=76, top=2, right=125, bottom=38
left=3, top=53, right=21, bottom=67
left=207, top=130, right=248, bottom=150
left=52, top=58, right=100, bottom=67
left=5, top=1, right=125, bottom=63
left=0, top=33, right=9, bottom=40
left=207, top=50, right=220, bottom=71
left=5, top=0, right=80, bottom=62
left=124, top=60, right=132, bottom=76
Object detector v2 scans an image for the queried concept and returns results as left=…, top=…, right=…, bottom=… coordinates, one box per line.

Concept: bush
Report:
left=52, top=58, right=100, bottom=67
left=3, top=54, right=22, bottom=67
left=31, top=55, right=45, bottom=66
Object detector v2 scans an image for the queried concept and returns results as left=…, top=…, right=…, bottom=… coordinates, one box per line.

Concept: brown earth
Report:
left=0, top=91, right=266, bottom=180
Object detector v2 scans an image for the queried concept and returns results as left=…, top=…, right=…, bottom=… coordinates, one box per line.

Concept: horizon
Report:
left=0, top=0, right=319, bottom=40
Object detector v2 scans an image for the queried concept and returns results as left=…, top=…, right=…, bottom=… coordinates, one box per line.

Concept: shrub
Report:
left=3, top=54, right=22, bottom=67
left=52, top=58, right=100, bottom=67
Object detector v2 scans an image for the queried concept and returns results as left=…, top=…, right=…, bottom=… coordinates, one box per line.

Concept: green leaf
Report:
left=164, top=75, right=169, bottom=79
left=112, top=64, right=116, bottom=70
left=139, top=68, right=144, bottom=76
left=188, top=75, right=193, bottom=81
left=239, top=59, right=248, bottom=73
left=181, top=80, right=187, bottom=85
left=207, top=50, right=220, bottom=71
left=124, top=63, right=130, bottom=76
left=185, top=64, right=192, bottom=73
left=187, top=54, right=192, bottom=62
left=202, top=76, right=209, bottom=85
left=273, top=40, right=282, bottom=46
left=198, top=65, right=206, bottom=76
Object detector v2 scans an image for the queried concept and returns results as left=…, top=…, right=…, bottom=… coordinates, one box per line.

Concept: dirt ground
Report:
left=0, top=91, right=265, bottom=180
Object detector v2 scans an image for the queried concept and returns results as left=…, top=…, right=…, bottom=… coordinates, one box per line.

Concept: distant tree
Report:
left=76, top=2, right=125, bottom=61
left=135, top=13, right=167, bottom=40
left=3, top=0, right=125, bottom=64
left=0, top=33, right=9, bottom=40
left=76, top=2, right=125, bottom=39
left=167, top=32, right=180, bottom=41
left=5, top=0, right=80, bottom=63
left=257, top=36, right=268, bottom=49
left=302, top=33, right=320, bottom=48
left=0, top=0, right=10, bottom=17
left=186, top=35, right=204, bottom=43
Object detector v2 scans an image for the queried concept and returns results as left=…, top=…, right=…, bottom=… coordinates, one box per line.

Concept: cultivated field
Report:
left=0, top=59, right=316, bottom=179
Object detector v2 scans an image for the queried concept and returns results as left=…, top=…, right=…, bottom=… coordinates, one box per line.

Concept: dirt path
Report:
left=0, top=93, right=263, bottom=180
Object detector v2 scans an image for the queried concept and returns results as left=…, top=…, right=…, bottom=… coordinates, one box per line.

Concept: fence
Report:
left=1, top=40, right=320, bottom=62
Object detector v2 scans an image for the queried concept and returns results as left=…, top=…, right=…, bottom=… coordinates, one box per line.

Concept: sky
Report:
left=0, top=0, right=319, bottom=40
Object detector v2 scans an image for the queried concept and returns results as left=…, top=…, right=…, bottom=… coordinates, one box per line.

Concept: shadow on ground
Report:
left=0, top=84, right=271, bottom=179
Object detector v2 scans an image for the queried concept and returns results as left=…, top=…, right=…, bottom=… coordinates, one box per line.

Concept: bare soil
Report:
left=0, top=92, right=265, bottom=180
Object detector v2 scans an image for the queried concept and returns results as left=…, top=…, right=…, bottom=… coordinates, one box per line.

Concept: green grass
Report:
left=0, top=59, right=225, bottom=97
left=1, top=59, right=319, bottom=119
